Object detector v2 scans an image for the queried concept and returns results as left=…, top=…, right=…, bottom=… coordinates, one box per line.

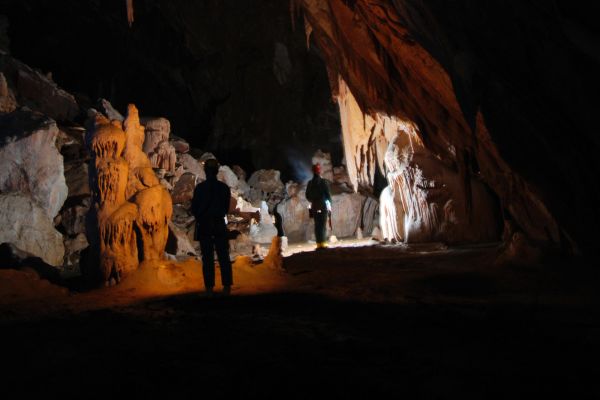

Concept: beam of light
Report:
left=285, top=147, right=312, bottom=183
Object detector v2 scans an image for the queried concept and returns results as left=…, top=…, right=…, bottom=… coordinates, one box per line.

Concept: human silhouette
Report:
left=191, top=158, right=233, bottom=295
left=305, top=163, right=332, bottom=249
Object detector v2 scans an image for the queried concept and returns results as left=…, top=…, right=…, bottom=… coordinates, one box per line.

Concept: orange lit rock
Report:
left=86, top=105, right=174, bottom=284
left=132, top=185, right=172, bottom=261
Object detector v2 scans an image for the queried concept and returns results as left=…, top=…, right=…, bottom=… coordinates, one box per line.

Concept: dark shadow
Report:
left=2, top=290, right=599, bottom=398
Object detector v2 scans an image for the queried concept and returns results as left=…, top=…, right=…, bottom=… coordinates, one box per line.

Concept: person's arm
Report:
left=221, top=184, right=232, bottom=216
left=191, top=185, right=201, bottom=217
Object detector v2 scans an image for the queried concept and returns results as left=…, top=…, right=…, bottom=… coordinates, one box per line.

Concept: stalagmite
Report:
left=132, top=185, right=173, bottom=261
left=86, top=104, right=173, bottom=285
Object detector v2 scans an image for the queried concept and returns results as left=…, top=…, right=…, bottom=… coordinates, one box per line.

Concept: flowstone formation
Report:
left=85, top=105, right=172, bottom=284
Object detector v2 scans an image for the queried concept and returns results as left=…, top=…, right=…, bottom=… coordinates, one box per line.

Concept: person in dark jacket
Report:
left=191, top=158, right=233, bottom=295
left=305, top=163, right=332, bottom=249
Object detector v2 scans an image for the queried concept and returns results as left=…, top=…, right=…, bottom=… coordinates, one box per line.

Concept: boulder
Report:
left=312, top=149, right=333, bottom=181
left=177, top=153, right=205, bottom=179
left=0, top=53, right=79, bottom=121
left=170, top=136, right=190, bottom=153
left=276, top=184, right=311, bottom=242
left=248, top=169, right=284, bottom=194
left=166, top=221, right=197, bottom=257
left=171, top=172, right=197, bottom=204
left=63, top=233, right=89, bottom=270
left=331, top=192, right=365, bottom=238
left=64, top=161, right=90, bottom=199
left=0, top=192, right=65, bottom=267
left=0, top=109, right=68, bottom=218
left=60, top=205, right=89, bottom=236
left=96, top=98, right=124, bottom=122
left=231, top=165, right=246, bottom=181
left=218, top=165, right=239, bottom=188
left=361, top=196, right=379, bottom=235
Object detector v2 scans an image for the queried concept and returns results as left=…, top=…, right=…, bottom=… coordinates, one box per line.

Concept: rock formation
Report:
left=295, top=0, right=599, bottom=254
left=142, top=117, right=176, bottom=172
left=0, top=192, right=65, bottom=266
left=249, top=201, right=279, bottom=244
left=0, top=52, right=78, bottom=121
left=85, top=105, right=172, bottom=284
left=0, top=108, right=68, bottom=219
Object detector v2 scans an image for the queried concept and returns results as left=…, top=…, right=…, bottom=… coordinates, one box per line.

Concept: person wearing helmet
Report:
left=191, top=158, right=233, bottom=295
left=305, top=163, right=332, bottom=249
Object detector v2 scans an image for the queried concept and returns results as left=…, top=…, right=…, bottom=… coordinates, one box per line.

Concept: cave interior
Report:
left=0, top=0, right=599, bottom=397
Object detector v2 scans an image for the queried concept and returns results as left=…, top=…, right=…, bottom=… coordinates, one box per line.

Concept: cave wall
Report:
left=0, top=0, right=341, bottom=179
left=296, top=0, right=599, bottom=254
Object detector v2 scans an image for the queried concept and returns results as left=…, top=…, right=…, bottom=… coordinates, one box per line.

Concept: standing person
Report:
left=191, top=158, right=233, bottom=295
left=305, top=163, right=332, bottom=249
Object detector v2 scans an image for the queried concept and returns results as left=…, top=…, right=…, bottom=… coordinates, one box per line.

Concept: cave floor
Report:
left=1, top=243, right=599, bottom=397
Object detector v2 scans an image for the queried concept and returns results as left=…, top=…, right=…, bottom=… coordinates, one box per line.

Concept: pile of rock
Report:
left=0, top=48, right=381, bottom=279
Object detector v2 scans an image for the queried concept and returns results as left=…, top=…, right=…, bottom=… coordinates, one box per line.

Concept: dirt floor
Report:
left=1, top=240, right=599, bottom=398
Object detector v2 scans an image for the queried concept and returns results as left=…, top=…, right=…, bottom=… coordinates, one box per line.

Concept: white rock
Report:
left=249, top=201, right=278, bottom=244
left=248, top=169, right=284, bottom=194
left=0, top=193, right=65, bottom=267
left=0, top=109, right=68, bottom=218
left=218, top=165, right=239, bottom=188
left=177, top=153, right=205, bottom=179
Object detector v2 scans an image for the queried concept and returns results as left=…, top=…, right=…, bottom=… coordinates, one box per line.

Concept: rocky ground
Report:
left=1, top=242, right=599, bottom=398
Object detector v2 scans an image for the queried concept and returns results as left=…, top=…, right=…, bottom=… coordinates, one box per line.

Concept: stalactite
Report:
left=126, top=0, right=134, bottom=27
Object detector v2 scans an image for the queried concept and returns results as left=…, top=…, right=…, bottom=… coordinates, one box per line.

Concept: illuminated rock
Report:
left=330, top=192, right=364, bottom=238
left=311, top=149, right=333, bottom=181
left=166, top=221, right=197, bottom=257
left=132, top=185, right=172, bottom=261
left=86, top=105, right=173, bottom=284
left=0, top=192, right=65, bottom=267
left=361, top=196, right=379, bottom=236
left=170, top=136, right=190, bottom=153
left=218, top=165, right=239, bottom=189
left=98, top=201, right=138, bottom=282
left=297, top=0, right=578, bottom=251
left=249, top=201, right=278, bottom=244
left=142, top=117, right=176, bottom=172
left=177, top=153, right=204, bottom=180
left=0, top=108, right=68, bottom=219
left=97, top=98, right=124, bottom=122
left=142, top=117, right=170, bottom=153
left=248, top=169, right=285, bottom=208
left=379, top=185, right=402, bottom=242
left=171, top=172, right=196, bottom=204
left=276, top=183, right=311, bottom=242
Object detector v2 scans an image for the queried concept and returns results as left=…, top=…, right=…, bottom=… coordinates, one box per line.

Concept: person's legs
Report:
left=214, top=234, right=233, bottom=289
left=314, top=211, right=328, bottom=247
left=199, top=236, right=216, bottom=291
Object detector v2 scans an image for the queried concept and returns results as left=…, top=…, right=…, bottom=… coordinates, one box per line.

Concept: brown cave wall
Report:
left=296, top=0, right=600, bottom=254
